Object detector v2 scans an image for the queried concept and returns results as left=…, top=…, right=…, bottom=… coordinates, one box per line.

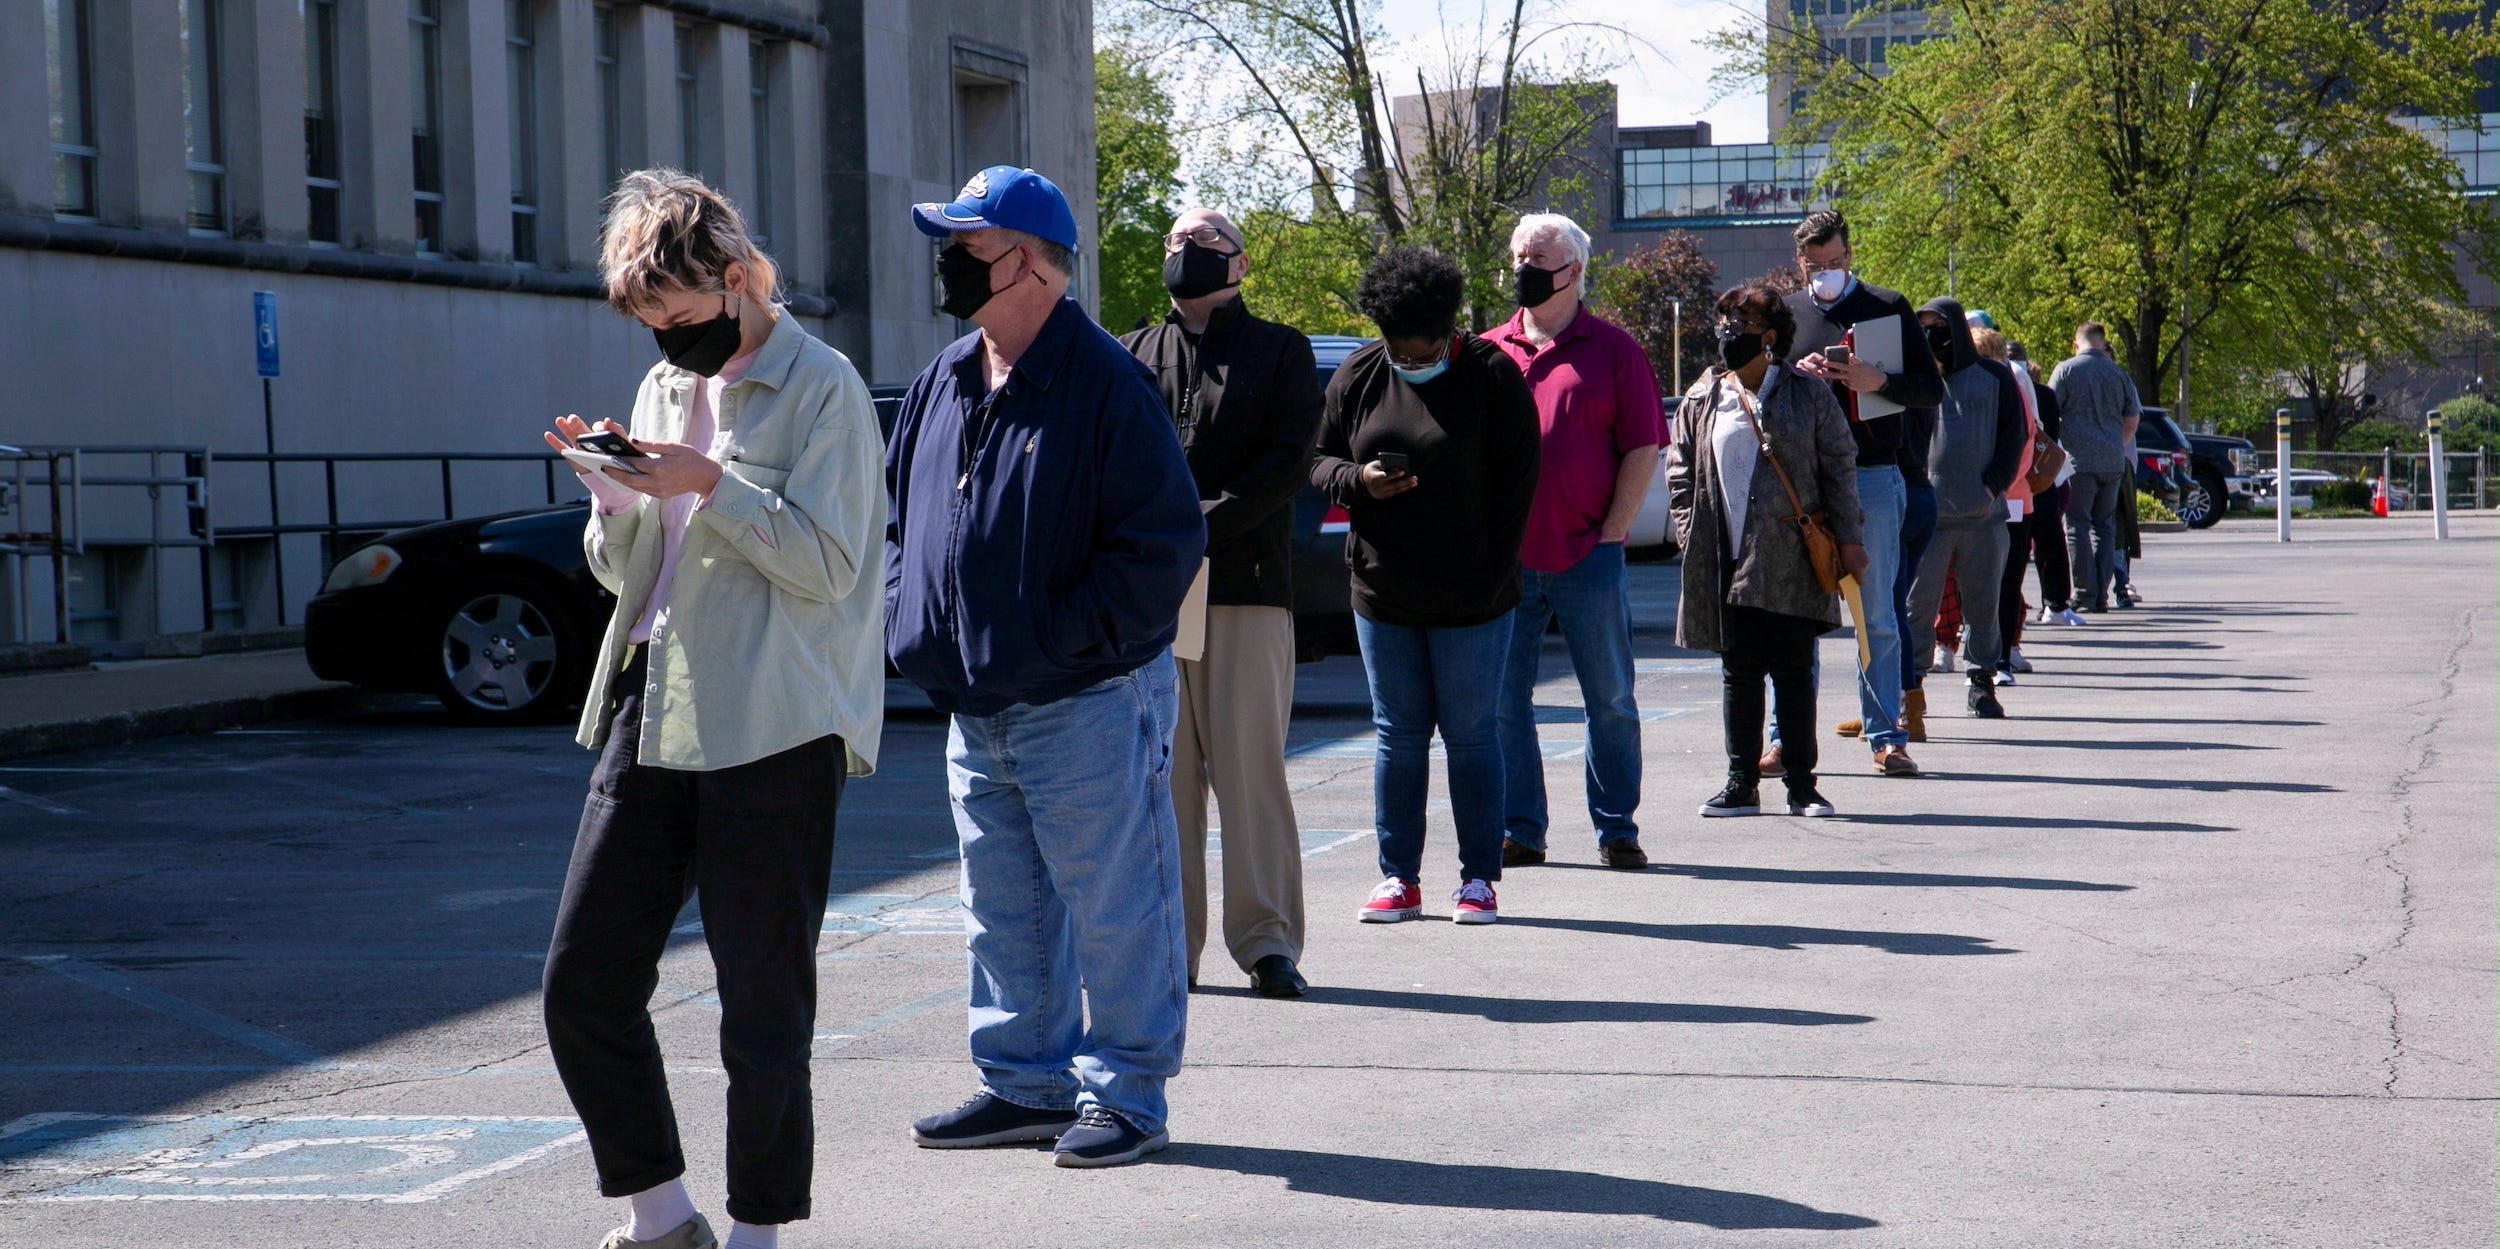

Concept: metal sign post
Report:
left=2274, top=409, right=2292, bottom=543
left=2426, top=412, right=2450, bottom=540
left=254, top=292, right=286, bottom=624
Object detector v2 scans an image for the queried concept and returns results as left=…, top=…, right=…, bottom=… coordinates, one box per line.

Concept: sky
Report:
left=1364, top=0, right=1773, bottom=143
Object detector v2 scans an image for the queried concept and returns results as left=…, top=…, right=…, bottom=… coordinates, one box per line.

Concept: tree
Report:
left=1095, top=44, right=1182, bottom=333
left=1592, top=232, right=1720, bottom=396
left=1716, top=0, right=2499, bottom=417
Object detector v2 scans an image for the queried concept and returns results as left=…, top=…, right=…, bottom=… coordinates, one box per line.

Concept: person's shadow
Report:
left=1166, top=1144, right=1879, bottom=1230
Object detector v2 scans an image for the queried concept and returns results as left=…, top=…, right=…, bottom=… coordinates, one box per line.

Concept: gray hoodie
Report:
left=1916, top=297, right=2029, bottom=525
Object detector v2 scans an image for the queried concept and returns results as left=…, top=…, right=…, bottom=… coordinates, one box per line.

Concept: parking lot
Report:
left=3, top=519, right=2494, bottom=1248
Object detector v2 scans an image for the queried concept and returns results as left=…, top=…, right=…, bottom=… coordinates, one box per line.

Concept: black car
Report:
left=2131, top=407, right=2193, bottom=516
left=306, top=387, right=909, bottom=724
left=1286, top=335, right=1372, bottom=660
left=2181, top=432, right=2256, bottom=528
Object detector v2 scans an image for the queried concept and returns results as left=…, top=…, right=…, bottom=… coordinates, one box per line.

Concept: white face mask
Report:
left=1808, top=269, right=1851, bottom=302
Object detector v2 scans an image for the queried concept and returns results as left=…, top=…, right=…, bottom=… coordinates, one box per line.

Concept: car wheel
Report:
left=430, top=577, right=584, bottom=724
left=2179, top=472, right=2223, bottom=529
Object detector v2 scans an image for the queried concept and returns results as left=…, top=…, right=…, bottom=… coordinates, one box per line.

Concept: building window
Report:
left=953, top=71, right=1023, bottom=183
left=593, top=4, right=621, bottom=183
left=675, top=23, right=700, bottom=175
left=410, top=0, right=445, bottom=253
left=750, top=40, right=773, bottom=248
left=303, top=0, right=343, bottom=245
left=181, top=0, right=227, bottom=233
left=45, top=0, right=98, bottom=219
left=506, top=0, right=539, bottom=264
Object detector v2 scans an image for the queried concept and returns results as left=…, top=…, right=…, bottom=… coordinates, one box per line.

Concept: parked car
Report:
left=2246, top=468, right=2342, bottom=510
left=306, top=387, right=908, bottom=724
left=2131, top=407, right=2192, bottom=514
left=2181, top=432, right=2255, bottom=528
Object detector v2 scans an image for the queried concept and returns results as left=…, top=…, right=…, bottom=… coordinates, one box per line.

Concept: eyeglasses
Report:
left=1714, top=318, right=1765, bottom=336
left=1162, top=225, right=1241, bottom=253
left=1798, top=250, right=1852, bottom=274
left=1386, top=341, right=1448, bottom=369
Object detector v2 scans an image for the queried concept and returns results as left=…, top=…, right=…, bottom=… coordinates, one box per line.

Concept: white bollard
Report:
left=2427, top=412, right=2450, bottom=540
left=2275, top=409, right=2293, bottom=543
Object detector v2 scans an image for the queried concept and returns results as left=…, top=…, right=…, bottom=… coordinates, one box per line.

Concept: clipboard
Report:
left=1841, top=575, right=1873, bottom=671
left=1847, top=315, right=1906, bottom=421
left=1173, top=496, right=1221, bottom=662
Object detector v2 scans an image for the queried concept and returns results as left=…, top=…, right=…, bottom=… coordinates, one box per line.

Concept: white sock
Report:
left=625, top=1179, right=698, bottom=1242
left=723, top=1223, right=780, bottom=1249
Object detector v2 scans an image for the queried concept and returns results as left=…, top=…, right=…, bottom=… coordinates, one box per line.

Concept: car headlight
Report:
left=323, top=544, right=403, bottom=593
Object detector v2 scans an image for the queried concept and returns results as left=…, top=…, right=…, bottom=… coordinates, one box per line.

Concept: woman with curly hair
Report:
left=539, top=169, right=887, bottom=1249
left=1666, top=280, right=1867, bottom=818
left=1310, top=246, right=1541, bottom=925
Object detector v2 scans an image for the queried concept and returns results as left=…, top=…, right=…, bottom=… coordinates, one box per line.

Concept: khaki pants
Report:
left=1173, top=605, right=1305, bottom=978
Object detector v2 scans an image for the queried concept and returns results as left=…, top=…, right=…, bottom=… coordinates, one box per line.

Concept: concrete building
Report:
left=2, top=0, right=1093, bottom=646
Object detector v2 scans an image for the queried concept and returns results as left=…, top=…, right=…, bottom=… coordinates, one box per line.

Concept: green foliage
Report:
left=1095, top=44, right=1182, bottom=334
left=1591, top=232, right=1720, bottom=396
left=1235, top=208, right=1373, bottom=336
left=1715, top=0, right=2499, bottom=437
left=2435, top=395, right=2500, bottom=452
left=2136, top=492, right=2181, bottom=525
left=2333, top=418, right=2424, bottom=454
left=2311, top=480, right=2378, bottom=510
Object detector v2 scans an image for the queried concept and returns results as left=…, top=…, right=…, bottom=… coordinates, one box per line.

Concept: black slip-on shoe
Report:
left=1501, top=838, right=1547, bottom=867
left=911, top=1092, right=1077, bottom=1149
left=1602, top=840, right=1650, bottom=870
left=1250, top=954, right=1307, bottom=998
left=1052, top=1106, right=1170, bottom=1168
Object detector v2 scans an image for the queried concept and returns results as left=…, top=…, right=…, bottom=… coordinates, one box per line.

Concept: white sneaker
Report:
left=1994, top=667, right=2017, bottom=686
left=2052, top=608, right=2087, bottom=627
left=2006, top=647, right=2034, bottom=673
left=2036, top=603, right=2056, bottom=625
left=1933, top=645, right=1958, bottom=673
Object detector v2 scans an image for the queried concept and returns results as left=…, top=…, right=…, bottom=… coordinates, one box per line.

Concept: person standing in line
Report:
left=1312, top=247, right=1540, bottom=926
left=2006, top=345, right=2081, bottom=630
left=1668, top=282, right=1868, bottom=818
left=1901, top=298, right=2029, bottom=719
left=540, top=170, right=888, bottom=1249
left=887, top=167, right=1206, bottom=1169
left=1485, top=212, right=1666, bottom=872
left=1971, top=327, right=2041, bottom=682
left=1773, top=210, right=1941, bottom=780
left=2049, top=321, right=2141, bottom=614
left=1120, top=208, right=1323, bottom=999
left=1892, top=380, right=1939, bottom=743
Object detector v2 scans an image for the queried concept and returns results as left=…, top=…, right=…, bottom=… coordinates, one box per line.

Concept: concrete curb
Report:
left=0, top=683, right=370, bottom=762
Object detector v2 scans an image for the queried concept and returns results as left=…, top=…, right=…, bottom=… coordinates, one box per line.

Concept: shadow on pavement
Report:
left=1660, top=864, right=2132, bottom=891
left=2039, top=670, right=2305, bottom=682
left=1164, top=1145, right=1881, bottom=1229
left=1922, top=772, right=2335, bottom=794
left=1837, top=812, right=2232, bottom=834
left=1501, top=917, right=2015, bottom=956
left=2044, top=638, right=2227, bottom=649
left=1947, top=737, right=2273, bottom=752
left=1238, top=985, right=1876, bottom=1026
left=2010, top=715, right=2323, bottom=727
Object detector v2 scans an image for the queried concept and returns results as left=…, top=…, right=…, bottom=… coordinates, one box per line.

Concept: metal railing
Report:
left=0, top=446, right=79, bottom=643
left=2246, top=449, right=2490, bottom=511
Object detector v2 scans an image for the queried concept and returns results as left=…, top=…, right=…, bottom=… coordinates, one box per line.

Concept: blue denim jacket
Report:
left=884, top=298, right=1206, bottom=716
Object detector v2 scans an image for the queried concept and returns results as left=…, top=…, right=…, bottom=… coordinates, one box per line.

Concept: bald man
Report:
left=1120, top=209, right=1325, bottom=999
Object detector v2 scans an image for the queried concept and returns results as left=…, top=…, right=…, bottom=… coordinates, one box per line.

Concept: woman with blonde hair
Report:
left=540, top=169, right=887, bottom=1249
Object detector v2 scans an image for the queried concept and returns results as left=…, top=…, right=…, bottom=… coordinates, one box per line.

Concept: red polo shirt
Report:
left=1483, top=307, right=1668, bottom=574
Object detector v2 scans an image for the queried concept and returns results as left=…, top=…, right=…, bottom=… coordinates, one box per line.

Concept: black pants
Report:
left=543, top=654, right=847, bottom=1225
left=1997, top=519, right=2033, bottom=651
left=1722, top=604, right=1823, bottom=789
left=2027, top=484, right=2073, bottom=611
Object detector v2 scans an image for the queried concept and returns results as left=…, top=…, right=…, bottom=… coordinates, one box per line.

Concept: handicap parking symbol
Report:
left=0, top=1114, right=584, bottom=1203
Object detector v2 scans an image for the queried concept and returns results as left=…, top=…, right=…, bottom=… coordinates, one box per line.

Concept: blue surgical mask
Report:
left=1391, top=359, right=1450, bottom=386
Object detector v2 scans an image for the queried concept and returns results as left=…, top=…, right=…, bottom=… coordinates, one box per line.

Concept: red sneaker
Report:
left=1452, top=879, right=1499, bottom=925
left=1359, top=878, right=1423, bottom=923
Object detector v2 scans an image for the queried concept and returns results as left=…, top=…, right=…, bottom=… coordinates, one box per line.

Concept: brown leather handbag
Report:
left=2024, top=433, right=2070, bottom=496
left=1739, top=390, right=1846, bottom=595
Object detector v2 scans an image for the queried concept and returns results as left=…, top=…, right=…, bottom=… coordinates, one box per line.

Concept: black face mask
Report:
left=1514, top=262, right=1569, bottom=309
left=1925, top=323, right=1957, bottom=363
left=1717, top=327, right=1766, bottom=372
left=652, top=298, right=741, bottom=377
left=936, top=243, right=1013, bottom=320
left=1162, top=240, right=1239, bottom=300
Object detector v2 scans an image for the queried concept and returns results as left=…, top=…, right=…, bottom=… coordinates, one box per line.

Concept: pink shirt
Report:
left=580, top=351, right=755, bottom=645
left=1483, top=308, right=1668, bottom=575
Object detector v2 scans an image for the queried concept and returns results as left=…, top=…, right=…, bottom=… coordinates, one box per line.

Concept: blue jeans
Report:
left=948, top=653, right=1187, bottom=1138
left=1496, top=543, right=1641, bottom=850
left=1355, top=614, right=1510, bottom=884
left=1897, top=485, right=1938, bottom=692
left=1852, top=466, right=1908, bottom=750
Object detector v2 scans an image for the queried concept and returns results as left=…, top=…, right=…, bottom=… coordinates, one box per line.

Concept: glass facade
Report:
left=1618, top=142, right=1829, bottom=225
left=594, top=4, right=622, bottom=183
left=410, top=0, right=444, bottom=253
left=303, top=0, right=342, bottom=244
left=2405, top=113, right=2499, bottom=194
left=750, top=41, right=773, bottom=247
left=46, top=0, right=98, bottom=219
left=676, top=24, right=700, bottom=175
left=181, top=0, right=226, bottom=233
left=507, top=0, right=539, bottom=264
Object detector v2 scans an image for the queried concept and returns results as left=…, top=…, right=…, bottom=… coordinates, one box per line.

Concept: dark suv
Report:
left=2131, top=407, right=2193, bottom=517
left=2180, top=432, right=2255, bottom=528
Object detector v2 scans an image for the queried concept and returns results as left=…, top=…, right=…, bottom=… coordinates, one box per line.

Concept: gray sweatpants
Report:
left=2063, top=469, right=2123, bottom=608
left=1906, top=520, right=2009, bottom=678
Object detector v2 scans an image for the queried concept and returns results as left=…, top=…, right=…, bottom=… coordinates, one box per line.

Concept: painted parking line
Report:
left=25, top=957, right=330, bottom=1067
left=0, top=1113, right=583, bottom=1204
left=1634, top=659, right=1720, bottom=674
left=0, top=788, right=81, bottom=816
left=1286, top=710, right=1692, bottom=762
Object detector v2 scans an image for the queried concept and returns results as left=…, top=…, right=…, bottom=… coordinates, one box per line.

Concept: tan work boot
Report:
left=1902, top=689, right=1928, bottom=743
left=1833, top=719, right=1863, bottom=737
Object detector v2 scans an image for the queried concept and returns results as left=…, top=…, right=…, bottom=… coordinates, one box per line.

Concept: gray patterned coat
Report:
left=1665, top=366, right=1866, bottom=653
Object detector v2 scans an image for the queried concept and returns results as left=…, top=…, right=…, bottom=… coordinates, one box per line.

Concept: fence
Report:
left=2247, top=449, right=2489, bottom=511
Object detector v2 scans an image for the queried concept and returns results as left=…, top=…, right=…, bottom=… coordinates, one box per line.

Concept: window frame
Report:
left=181, top=0, right=229, bottom=235
left=506, top=0, right=541, bottom=266
left=303, top=0, right=344, bottom=246
left=47, top=0, right=100, bottom=221
left=410, top=0, right=446, bottom=255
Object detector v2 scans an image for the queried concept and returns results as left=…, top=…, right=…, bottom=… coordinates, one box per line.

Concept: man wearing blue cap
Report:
left=885, top=166, right=1207, bottom=1168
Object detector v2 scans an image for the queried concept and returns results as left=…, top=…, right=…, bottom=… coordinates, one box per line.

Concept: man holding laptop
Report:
left=1777, top=210, right=1944, bottom=778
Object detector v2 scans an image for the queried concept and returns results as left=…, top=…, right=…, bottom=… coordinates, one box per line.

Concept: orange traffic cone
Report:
left=2372, top=477, right=2390, bottom=517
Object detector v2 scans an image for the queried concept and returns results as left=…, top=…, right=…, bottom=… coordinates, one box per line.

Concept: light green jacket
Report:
left=575, top=311, right=888, bottom=775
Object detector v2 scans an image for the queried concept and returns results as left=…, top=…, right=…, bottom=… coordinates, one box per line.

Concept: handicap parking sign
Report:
left=0, top=1113, right=583, bottom=1204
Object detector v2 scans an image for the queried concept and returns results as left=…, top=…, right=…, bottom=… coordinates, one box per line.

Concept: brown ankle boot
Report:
left=1833, top=718, right=1863, bottom=737
left=1903, top=689, right=1928, bottom=742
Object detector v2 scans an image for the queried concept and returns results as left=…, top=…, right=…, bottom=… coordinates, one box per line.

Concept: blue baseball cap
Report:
left=912, top=166, right=1081, bottom=252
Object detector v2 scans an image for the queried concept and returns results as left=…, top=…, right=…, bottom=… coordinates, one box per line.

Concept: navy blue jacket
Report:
left=884, top=297, right=1207, bottom=716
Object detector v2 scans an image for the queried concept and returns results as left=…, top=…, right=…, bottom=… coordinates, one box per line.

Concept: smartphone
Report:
left=1374, top=452, right=1411, bottom=475
left=575, top=430, right=648, bottom=458
left=1824, top=345, right=1851, bottom=366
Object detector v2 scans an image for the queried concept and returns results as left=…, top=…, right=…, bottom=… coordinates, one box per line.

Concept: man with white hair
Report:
left=1486, top=212, right=1666, bottom=871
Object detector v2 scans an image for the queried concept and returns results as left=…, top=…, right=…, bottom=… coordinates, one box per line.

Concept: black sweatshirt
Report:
left=1309, top=336, right=1541, bottom=628
left=1783, top=279, right=1945, bottom=470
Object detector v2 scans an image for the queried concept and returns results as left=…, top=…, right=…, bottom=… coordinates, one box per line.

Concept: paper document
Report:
left=1840, top=575, right=1872, bottom=671
left=1173, top=559, right=1212, bottom=663
left=1848, top=316, right=1906, bottom=421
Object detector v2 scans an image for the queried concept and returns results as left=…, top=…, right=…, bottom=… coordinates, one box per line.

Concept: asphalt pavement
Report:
left=1, top=515, right=2492, bottom=1247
